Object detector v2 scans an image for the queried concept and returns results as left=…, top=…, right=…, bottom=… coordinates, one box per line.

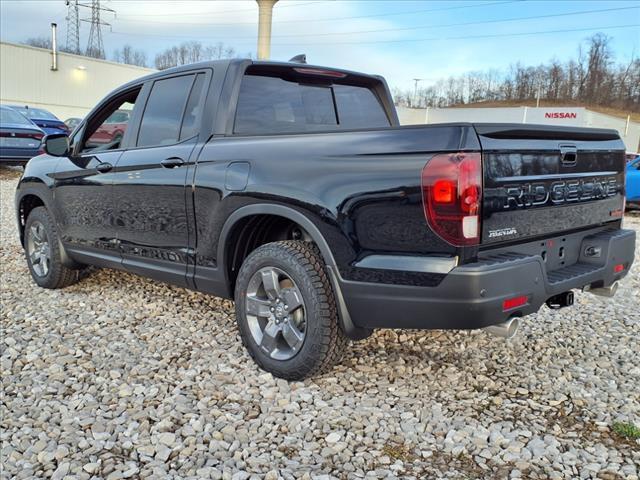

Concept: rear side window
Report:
left=180, top=73, right=207, bottom=141
left=137, top=75, right=194, bottom=147
left=334, top=85, right=390, bottom=129
left=234, top=72, right=390, bottom=135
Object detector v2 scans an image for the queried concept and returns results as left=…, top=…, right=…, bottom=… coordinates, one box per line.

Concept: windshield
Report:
left=0, top=107, right=32, bottom=125
left=14, top=107, right=58, bottom=120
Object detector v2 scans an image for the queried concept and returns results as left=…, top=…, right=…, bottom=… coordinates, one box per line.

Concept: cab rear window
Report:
left=234, top=70, right=390, bottom=135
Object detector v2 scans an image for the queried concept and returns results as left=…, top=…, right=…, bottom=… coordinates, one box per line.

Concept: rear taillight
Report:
left=421, top=152, right=482, bottom=246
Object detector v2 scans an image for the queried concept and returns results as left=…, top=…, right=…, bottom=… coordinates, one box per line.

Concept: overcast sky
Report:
left=1, top=0, right=639, bottom=90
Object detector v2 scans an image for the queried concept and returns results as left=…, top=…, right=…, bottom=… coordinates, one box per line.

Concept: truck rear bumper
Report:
left=340, top=228, right=635, bottom=330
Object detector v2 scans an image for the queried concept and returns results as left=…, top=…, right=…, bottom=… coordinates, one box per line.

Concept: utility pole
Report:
left=256, top=0, right=278, bottom=60
left=84, top=0, right=115, bottom=59
left=412, top=78, right=426, bottom=108
left=65, top=0, right=80, bottom=54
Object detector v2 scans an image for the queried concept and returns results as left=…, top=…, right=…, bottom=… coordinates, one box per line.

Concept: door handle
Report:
left=96, top=162, right=113, bottom=173
left=161, top=157, right=185, bottom=169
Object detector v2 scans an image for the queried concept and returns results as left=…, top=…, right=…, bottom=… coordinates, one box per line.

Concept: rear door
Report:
left=112, top=70, right=209, bottom=286
left=477, top=124, right=626, bottom=245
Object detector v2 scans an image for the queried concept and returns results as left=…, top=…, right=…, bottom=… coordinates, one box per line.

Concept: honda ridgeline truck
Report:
left=16, top=59, right=635, bottom=379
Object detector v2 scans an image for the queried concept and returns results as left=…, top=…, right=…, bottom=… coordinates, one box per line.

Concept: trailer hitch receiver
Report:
left=546, top=291, right=574, bottom=310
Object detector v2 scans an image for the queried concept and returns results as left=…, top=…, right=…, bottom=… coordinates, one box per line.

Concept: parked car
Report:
left=627, top=155, right=640, bottom=207
left=625, top=152, right=639, bottom=163
left=0, top=105, right=44, bottom=165
left=8, top=105, right=69, bottom=135
left=15, top=60, right=636, bottom=379
left=64, top=117, right=82, bottom=132
left=86, top=109, right=130, bottom=147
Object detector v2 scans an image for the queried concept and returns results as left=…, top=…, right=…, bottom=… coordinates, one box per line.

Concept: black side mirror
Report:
left=43, top=133, right=70, bottom=157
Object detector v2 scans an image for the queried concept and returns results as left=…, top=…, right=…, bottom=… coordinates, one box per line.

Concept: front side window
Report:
left=81, top=88, right=140, bottom=153
left=234, top=72, right=390, bottom=135
left=137, top=75, right=194, bottom=148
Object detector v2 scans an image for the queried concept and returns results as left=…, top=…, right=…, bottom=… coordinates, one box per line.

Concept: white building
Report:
left=397, top=106, right=640, bottom=152
left=0, top=42, right=155, bottom=121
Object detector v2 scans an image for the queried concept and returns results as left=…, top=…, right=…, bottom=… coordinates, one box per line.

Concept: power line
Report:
left=114, top=0, right=521, bottom=26
left=109, top=23, right=640, bottom=46
left=118, top=0, right=324, bottom=17
left=288, top=23, right=640, bottom=46
left=258, top=5, right=640, bottom=38
left=112, top=5, right=640, bottom=40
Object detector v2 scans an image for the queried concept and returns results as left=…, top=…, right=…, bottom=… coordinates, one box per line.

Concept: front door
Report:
left=53, top=86, right=143, bottom=267
left=112, top=71, right=208, bottom=286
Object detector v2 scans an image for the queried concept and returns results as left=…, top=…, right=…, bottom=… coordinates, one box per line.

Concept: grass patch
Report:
left=382, top=442, right=417, bottom=463
left=612, top=422, right=640, bottom=440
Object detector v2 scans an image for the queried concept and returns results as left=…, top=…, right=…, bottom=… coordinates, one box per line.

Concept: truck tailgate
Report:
left=475, top=124, right=626, bottom=245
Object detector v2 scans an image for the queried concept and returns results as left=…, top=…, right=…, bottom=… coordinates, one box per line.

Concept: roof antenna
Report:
left=289, top=54, right=307, bottom=64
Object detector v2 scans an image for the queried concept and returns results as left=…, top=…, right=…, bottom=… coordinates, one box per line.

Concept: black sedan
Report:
left=0, top=105, right=45, bottom=165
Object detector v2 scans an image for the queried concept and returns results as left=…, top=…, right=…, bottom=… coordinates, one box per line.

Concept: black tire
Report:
left=234, top=240, right=348, bottom=380
left=24, top=206, right=80, bottom=289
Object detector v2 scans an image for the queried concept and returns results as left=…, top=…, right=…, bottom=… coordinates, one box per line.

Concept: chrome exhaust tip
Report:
left=588, top=281, right=619, bottom=298
left=484, top=317, right=520, bottom=339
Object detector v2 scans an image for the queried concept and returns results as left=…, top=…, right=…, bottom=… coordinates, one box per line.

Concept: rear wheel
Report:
left=24, top=207, right=80, bottom=289
left=234, top=240, right=348, bottom=380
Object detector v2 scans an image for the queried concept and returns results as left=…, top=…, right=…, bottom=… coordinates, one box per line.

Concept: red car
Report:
left=87, top=109, right=130, bottom=146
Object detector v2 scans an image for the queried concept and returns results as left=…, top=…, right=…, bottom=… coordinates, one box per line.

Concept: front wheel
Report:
left=24, top=207, right=81, bottom=289
left=234, top=241, right=348, bottom=380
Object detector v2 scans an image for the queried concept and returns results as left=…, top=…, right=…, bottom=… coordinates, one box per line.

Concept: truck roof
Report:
left=117, top=59, right=383, bottom=93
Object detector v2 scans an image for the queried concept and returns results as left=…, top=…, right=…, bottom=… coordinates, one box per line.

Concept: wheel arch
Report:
left=16, top=185, right=52, bottom=247
left=16, top=185, right=78, bottom=268
left=217, top=204, right=371, bottom=340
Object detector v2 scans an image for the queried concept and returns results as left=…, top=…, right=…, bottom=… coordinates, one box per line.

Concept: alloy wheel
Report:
left=26, top=220, right=50, bottom=277
left=245, top=266, right=306, bottom=360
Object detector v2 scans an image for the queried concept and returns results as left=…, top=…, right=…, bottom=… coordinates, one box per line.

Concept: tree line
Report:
left=22, top=32, right=638, bottom=112
left=22, top=37, right=242, bottom=69
left=393, top=34, right=639, bottom=112
left=153, top=41, right=249, bottom=70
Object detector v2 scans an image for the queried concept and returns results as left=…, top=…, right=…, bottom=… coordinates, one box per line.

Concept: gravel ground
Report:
left=1, top=166, right=639, bottom=480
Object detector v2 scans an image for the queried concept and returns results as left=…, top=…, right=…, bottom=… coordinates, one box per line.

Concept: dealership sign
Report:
left=527, top=107, right=584, bottom=125
left=544, top=112, right=578, bottom=119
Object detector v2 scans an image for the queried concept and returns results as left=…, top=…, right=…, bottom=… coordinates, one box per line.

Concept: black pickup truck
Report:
left=15, top=59, right=635, bottom=379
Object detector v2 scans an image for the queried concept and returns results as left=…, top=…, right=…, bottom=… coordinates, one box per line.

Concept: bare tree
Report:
left=154, top=41, right=242, bottom=70
left=23, top=37, right=76, bottom=54
left=24, top=37, right=52, bottom=49
left=113, top=44, right=147, bottom=67
left=394, top=32, right=638, bottom=113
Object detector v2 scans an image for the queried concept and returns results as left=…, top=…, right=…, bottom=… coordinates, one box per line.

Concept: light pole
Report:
left=256, top=0, right=278, bottom=60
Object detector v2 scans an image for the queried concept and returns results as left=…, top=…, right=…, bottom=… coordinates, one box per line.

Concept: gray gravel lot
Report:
left=1, top=166, right=639, bottom=480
